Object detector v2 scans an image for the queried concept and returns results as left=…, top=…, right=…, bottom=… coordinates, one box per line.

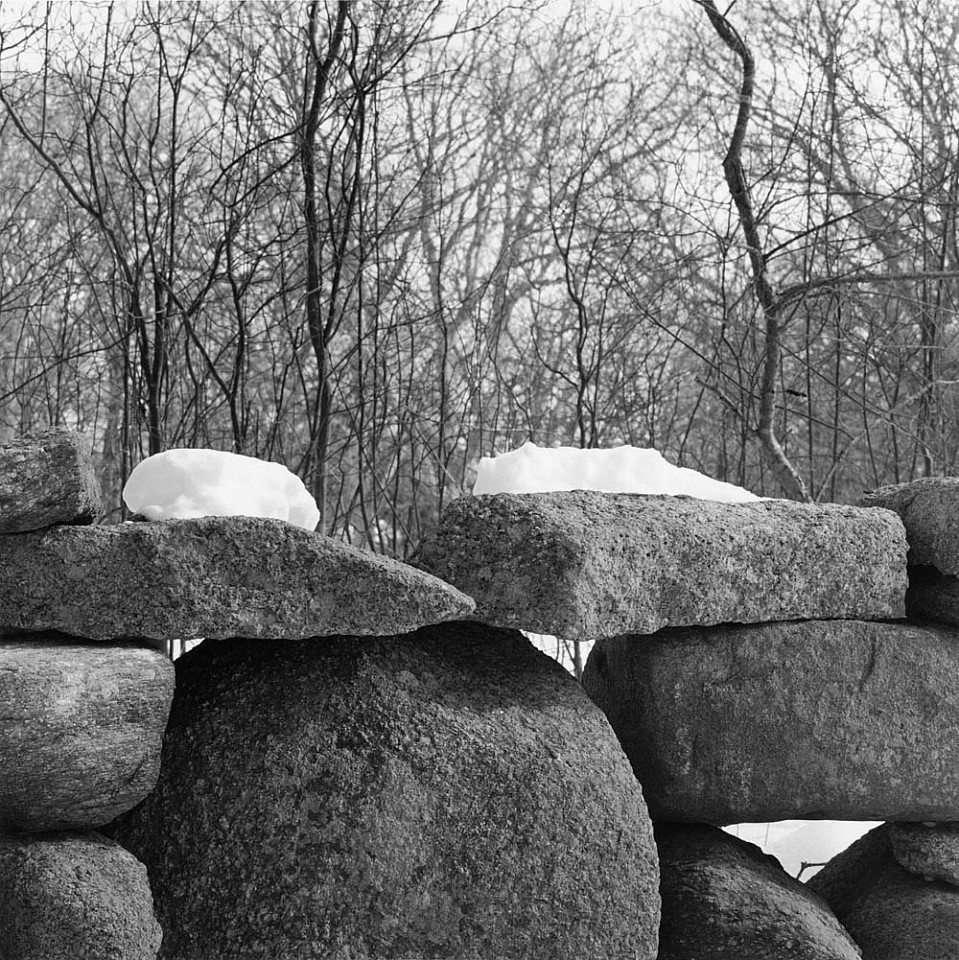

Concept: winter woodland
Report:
left=2, top=0, right=958, bottom=558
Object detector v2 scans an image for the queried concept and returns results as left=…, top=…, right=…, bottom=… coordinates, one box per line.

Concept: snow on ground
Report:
left=473, top=440, right=762, bottom=502
left=726, top=820, right=882, bottom=880
left=123, top=449, right=319, bottom=531
left=474, top=442, right=871, bottom=880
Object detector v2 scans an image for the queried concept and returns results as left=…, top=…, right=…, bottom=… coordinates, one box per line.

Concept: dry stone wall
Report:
left=1, top=433, right=169, bottom=959
left=420, top=484, right=959, bottom=959
left=7, top=429, right=959, bottom=959
left=0, top=431, right=659, bottom=960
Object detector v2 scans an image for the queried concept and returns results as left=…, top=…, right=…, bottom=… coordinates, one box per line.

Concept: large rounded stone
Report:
left=0, top=636, right=174, bottom=831
left=808, top=824, right=959, bottom=959
left=655, top=823, right=860, bottom=960
left=583, top=619, right=959, bottom=823
left=0, top=830, right=162, bottom=959
left=110, top=623, right=660, bottom=960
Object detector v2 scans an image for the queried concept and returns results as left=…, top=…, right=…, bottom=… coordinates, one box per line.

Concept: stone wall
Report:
left=3, top=430, right=956, bottom=959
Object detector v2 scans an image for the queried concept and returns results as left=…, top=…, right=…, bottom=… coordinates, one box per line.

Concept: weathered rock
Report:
left=861, top=477, right=959, bottom=574
left=0, top=830, right=162, bottom=960
left=109, top=623, right=661, bottom=960
left=416, top=492, right=907, bottom=639
left=807, top=825, right=895, bottom=921
left=0, top=636, right=174, bottom=831
left=0, top=430, right=102, bottom=533
left=655, top=823, right=861, bottom=960
left=0, top=516, right=475, bottom=640
left=809, top=824, right=959, bottom=959
left=890, top=822, right=959, bottom=885
left=582, top=620, right=959, bottom=823
left=859, top=480, right=959, bottom=625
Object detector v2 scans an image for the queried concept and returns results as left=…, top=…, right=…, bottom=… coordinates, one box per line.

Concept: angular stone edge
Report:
left=0, top=517, right=475, bottom=640
left=0, top=429, right=102, bottom=533
left=861, top=477, right=959, bottom=574
left=417, top=491, right=907, bottom=640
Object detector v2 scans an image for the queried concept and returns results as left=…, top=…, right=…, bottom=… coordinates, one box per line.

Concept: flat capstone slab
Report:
left=0, top=430, right=102, bottom=533
left=417, top=492, right=907, bottom=639
left=583, top=619, right=959, bottom=824
left=0, top=516, right=475, bottom=640
left=0, top=635, right=174, bottom=832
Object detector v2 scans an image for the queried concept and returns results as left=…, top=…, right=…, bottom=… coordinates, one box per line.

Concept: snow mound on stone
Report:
left=473, top=441, right=760, bottom=502
left=123, top=449, right=319, bottom=531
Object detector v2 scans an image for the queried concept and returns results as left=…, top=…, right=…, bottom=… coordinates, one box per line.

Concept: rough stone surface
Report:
left=582, top=620, right=959, bottom=823
left=861, top=477, right=959, bottom=574
left=109, top=623, right=661, bottom=960
left=0, top=830, right=162, bottom=960
left=890, top=822, right=959, bottom=885
left=0, top=516, right=475, bottom=640
left=0, top=430, right=102, bottom=533
left=416, top=492, right=907, bottom=639
left=0, top=636, right=174, bottom=831
left=809, top=824, right=959, bottom=960
left=655, top=823, right=861, bottom=960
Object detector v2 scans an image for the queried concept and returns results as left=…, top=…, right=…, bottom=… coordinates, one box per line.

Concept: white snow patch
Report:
left=473, top=441, right=761, bottom=502
left=123, top=449, right=320, bottom=531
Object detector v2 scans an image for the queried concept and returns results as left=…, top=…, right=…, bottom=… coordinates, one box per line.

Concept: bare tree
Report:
left=692, top=0, right=811, bottom=500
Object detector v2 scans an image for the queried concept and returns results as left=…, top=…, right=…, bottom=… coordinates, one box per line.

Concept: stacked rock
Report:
left=1, top=433, right=662, bottom=959
left=418, top=489, right=928, bottom=959
left=0, top=431, right=171, bottom=959
left=806, top=477, right=959, bottom=959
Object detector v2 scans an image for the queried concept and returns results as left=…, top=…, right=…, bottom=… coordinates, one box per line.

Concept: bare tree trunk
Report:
left=300, top=1, right=348, bottom=532
left=694, top=0, right=810, bottom=501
